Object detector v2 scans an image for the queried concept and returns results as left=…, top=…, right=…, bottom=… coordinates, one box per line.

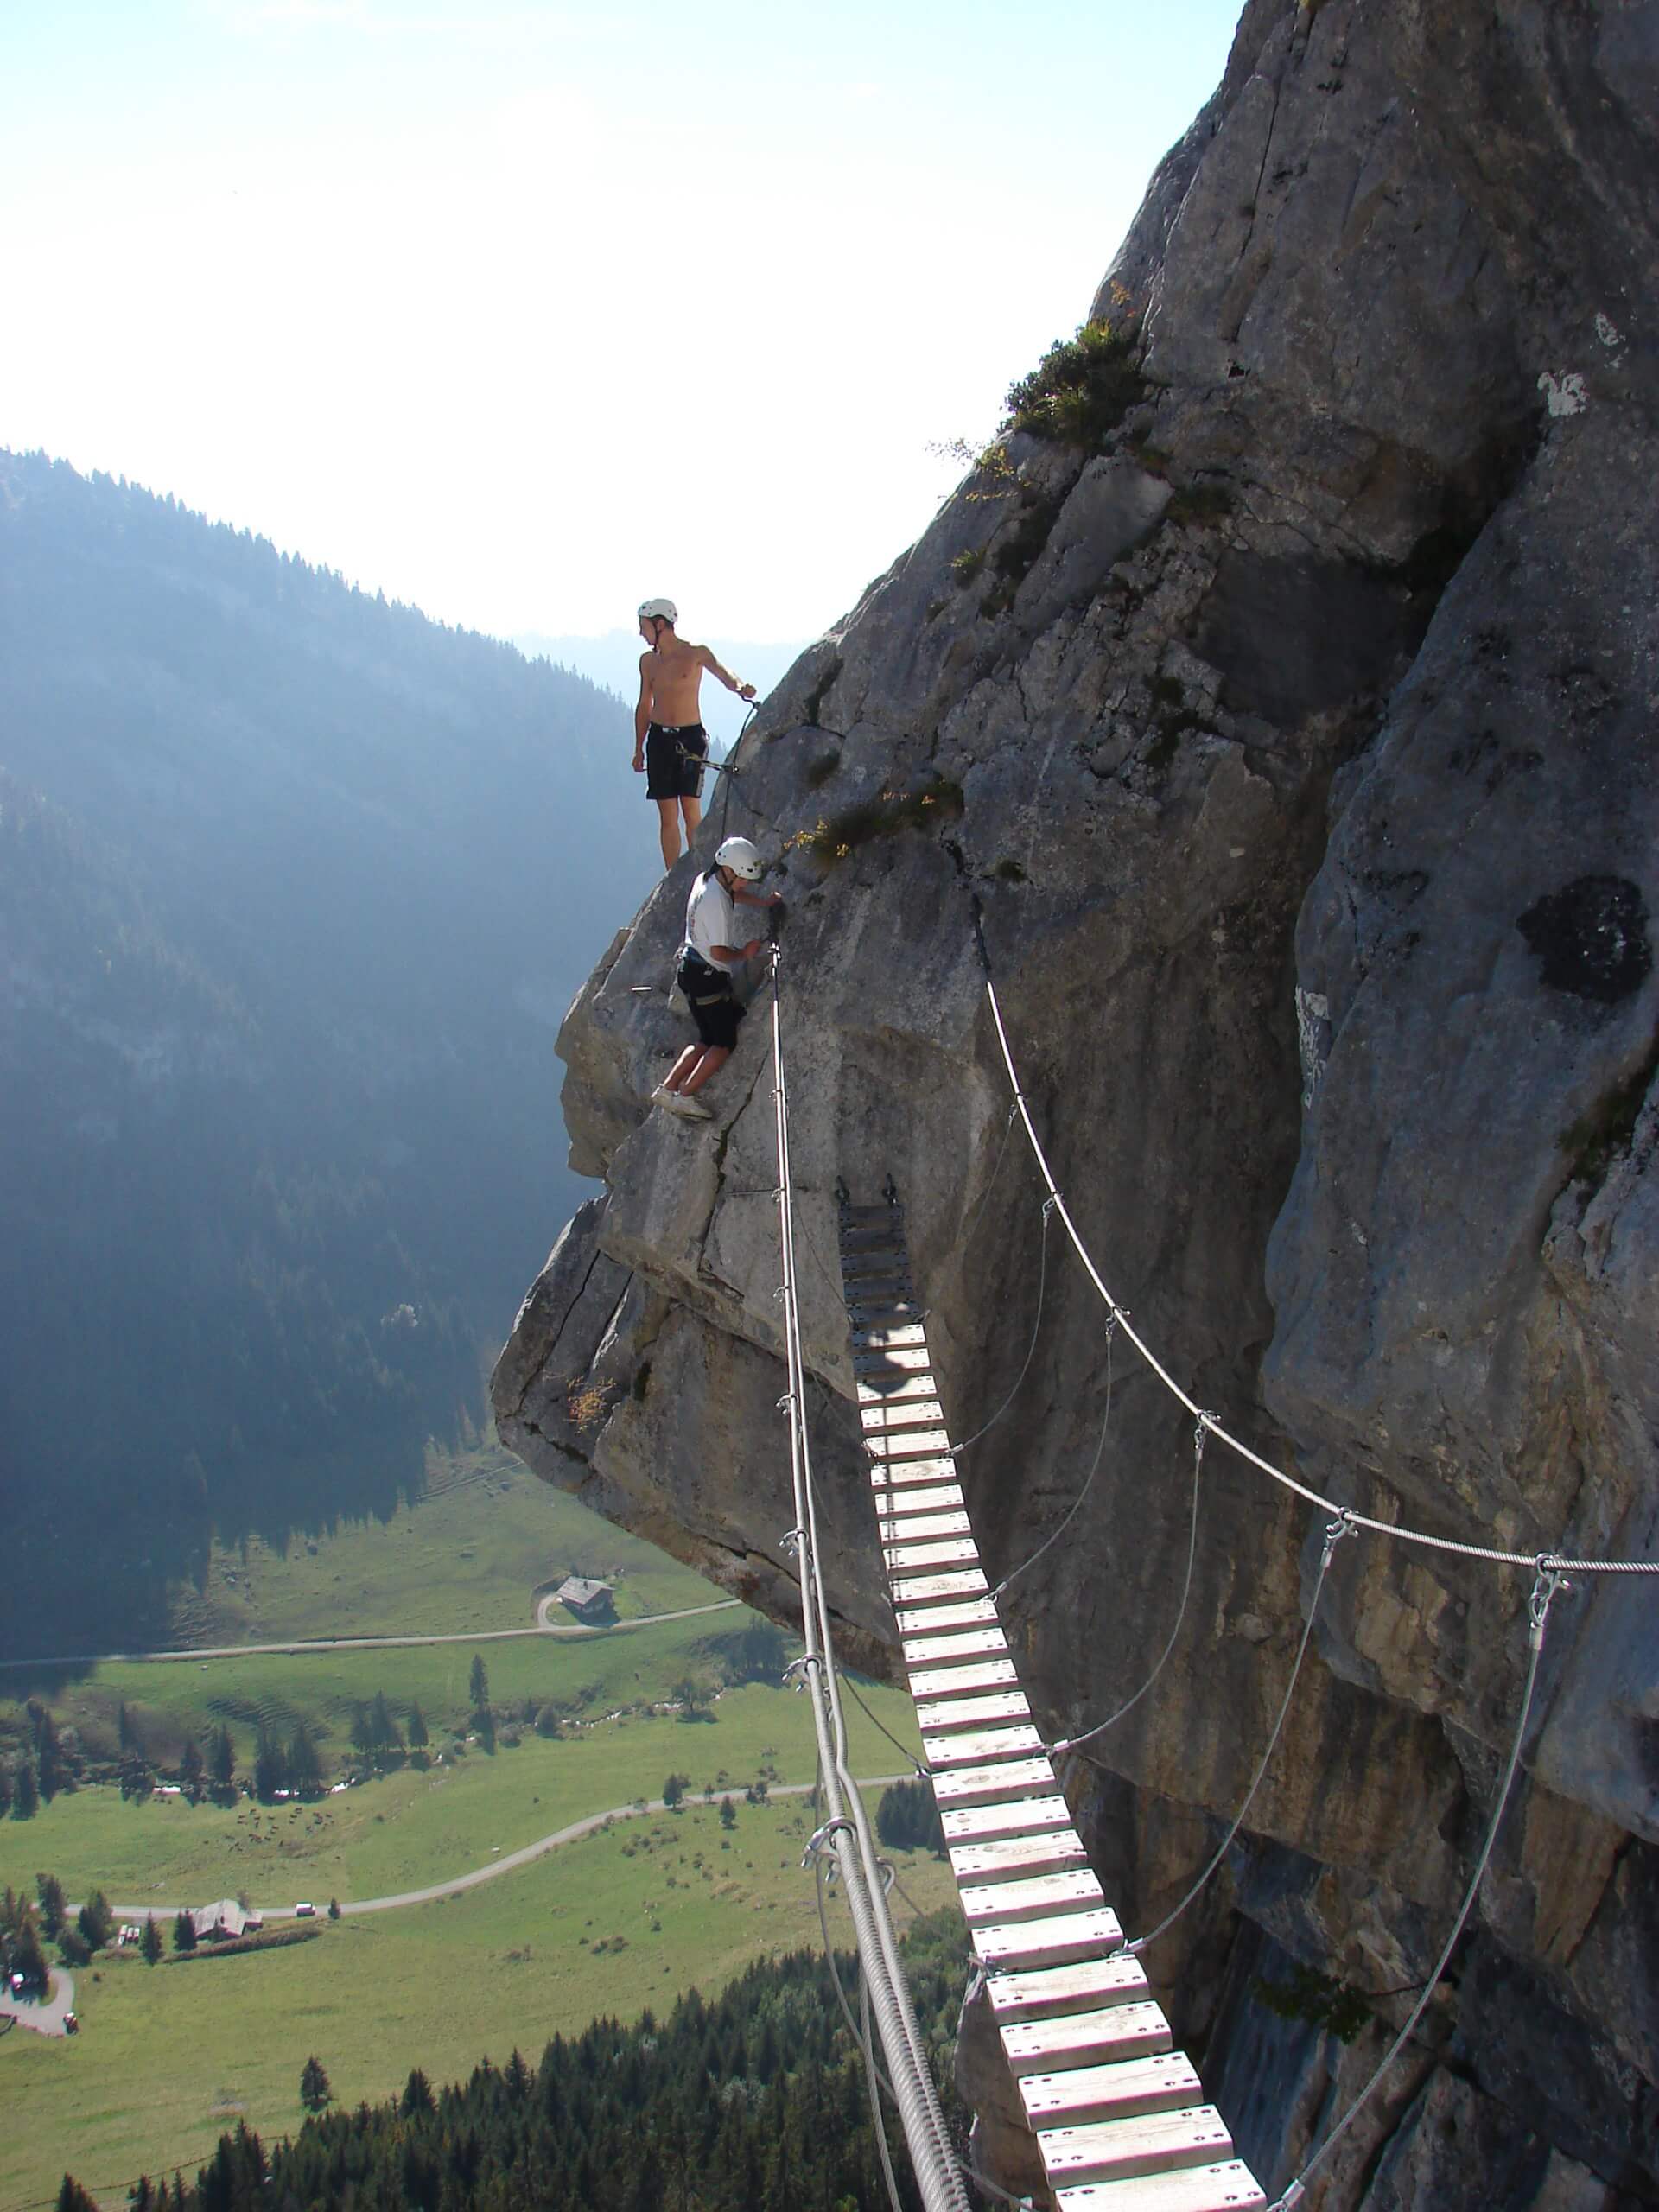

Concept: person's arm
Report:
left=696, top=644, right=756, bottom=702
left=709, top=938, right=766, bottom=962
left=633, top=655, right=654, bottom=771
left=732, top=884, right=783, bottom=909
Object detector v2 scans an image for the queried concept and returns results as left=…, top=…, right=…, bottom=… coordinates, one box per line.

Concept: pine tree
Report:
left=141, top=1914, right=164, bottom=1965
left=468, top=1653, right=490, bottom=1712
left=286, top=1723, right=322, bottom=1796
left=406, top=1702, right=429, bottom=1750
left=14, top=1917, right=50, bottom=1993
left=55, top=2176, right=99, bottom=2212
left=174, top=1908, right=199, bottom=1954
left=299, top=2056, right=332, bottom=2113
left=369, top=1690, right=402, bottom=1757
left=399, top=2066, right=435, bottom=2116
left=35, top=1872, right=67, bottom=1937
left=252, top=1726, right=287, bottom=1802
left=208, top=1724, right=236, bottom=1796
left=12, top=1760, right=40, bottom=1819
left=31, top=1706, right=69, bottom=1801
left=77, top=1891, right=113, bottom=1951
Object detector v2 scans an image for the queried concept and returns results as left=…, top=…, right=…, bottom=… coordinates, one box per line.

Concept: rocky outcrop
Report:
left=494, top=4, right=1659, bottom=2205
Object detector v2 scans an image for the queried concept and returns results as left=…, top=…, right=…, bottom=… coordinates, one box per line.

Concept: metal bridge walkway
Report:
left=837, top=1190, right=1267, bottom=2212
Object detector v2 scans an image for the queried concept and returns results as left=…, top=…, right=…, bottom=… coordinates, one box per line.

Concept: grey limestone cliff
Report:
left=494, top=4, right=1659, bottom=2204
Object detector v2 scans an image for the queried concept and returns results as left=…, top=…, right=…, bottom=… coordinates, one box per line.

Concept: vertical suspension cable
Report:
left=768, top=948, right=971, bottom=2212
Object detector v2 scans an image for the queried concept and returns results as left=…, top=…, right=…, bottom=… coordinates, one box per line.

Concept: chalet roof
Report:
left=555, top=1576, right=613, bottom=1607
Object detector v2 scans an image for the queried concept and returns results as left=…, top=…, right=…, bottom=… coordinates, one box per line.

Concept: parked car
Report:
left=294, top=1901, right=316, bottom=1918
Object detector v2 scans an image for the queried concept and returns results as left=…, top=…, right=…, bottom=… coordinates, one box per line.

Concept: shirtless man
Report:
left=633, top=598, right=757, bottom=871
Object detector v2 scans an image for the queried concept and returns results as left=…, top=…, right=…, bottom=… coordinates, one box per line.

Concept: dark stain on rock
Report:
left=1517, top=876, right=1653, bottom=1005
left=1192, top=553, right=1426, bottom=728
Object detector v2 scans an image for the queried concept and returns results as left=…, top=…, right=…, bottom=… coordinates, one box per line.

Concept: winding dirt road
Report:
left=0, top=1599, right=742, bottom=1672
left=107, top=1775, right=912, bottom=1923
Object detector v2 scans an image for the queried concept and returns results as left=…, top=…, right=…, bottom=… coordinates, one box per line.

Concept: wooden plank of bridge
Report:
left=836, top=1195, right=1267, bottom=2212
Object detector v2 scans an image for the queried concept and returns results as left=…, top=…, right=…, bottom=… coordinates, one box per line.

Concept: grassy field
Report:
left=156, top=1440, right=716, bottom=1648
left=1, top=1796, right=961, bottom=2209
left=0, top=1664, right=924, bottom=1910
left=1, top=1440, right=961, bottom=2207
left=7, top=1599, right=780, bottom=1799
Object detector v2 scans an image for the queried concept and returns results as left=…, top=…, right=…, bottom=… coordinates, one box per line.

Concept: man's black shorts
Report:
left=646, top=722, right=709, bottom=802
left=677, top=954, right=743, bottom=1051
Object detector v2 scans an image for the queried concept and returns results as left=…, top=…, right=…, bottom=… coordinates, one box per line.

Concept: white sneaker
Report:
left=658, top=1088, right=712, bottom=1120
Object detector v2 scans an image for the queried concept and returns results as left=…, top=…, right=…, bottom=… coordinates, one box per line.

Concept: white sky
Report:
left=3, top=1, right=1243, bottom=646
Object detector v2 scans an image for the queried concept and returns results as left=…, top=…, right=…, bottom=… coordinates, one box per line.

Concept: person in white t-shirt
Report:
left=654, top=836, right=782, bottom=1120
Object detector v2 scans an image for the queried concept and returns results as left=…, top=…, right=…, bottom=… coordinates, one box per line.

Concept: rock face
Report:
left=494, top=4, right=1659, bottom=2205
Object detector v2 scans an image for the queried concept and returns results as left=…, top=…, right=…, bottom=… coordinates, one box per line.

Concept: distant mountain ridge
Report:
left=0, top=448, right=652, bottom=1656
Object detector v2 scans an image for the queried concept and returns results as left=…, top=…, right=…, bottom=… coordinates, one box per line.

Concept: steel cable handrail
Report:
left=980, top=973, right=1657, bottom=1580
left=769, top=951, right=970, bottom=2212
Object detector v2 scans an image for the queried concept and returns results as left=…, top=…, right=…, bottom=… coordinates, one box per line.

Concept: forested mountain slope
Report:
left=0, top=452, right=647, bottom=1656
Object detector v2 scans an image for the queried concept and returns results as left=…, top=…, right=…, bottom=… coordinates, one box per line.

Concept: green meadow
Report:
left=0, top=1433, right=963, bottom=2207
left=1, top=1796, right=960, bottom=2209
left=0, top=1672, right=924, bottom=1910
left=158, top=1440, right=716, bottom=1648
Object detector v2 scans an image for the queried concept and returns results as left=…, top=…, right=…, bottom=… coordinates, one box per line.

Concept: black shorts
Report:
left=677, top=954, right=743, bottom=1051
left=646, top=722, right=709, bottom=802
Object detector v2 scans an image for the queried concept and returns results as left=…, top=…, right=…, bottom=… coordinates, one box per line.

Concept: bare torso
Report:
left=641, top=635, right=711, bottom=725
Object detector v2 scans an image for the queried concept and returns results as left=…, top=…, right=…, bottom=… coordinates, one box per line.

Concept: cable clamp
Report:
left=1268, top=2188, right=1306, bottom=2212
left=875, top=1857, right=897, bottom=1894
left=802, top=1816, right=854, bottom=1869
left=780, top=1526, right=805, bottom=1557
left=1041, top=1192, right=1062, bottom=1220
left=782, top=1654, right=823, bottom=1691
left=1529, top=1560, right=1570, bottom=1646
left=1321, top=1510, right=1359, bottom=1567
left=1194, top=1410, right=1219, bottom=1451
left=772, top=1284, right=787, bottom=1305
left=776, top=1392, right=797, bottom=1414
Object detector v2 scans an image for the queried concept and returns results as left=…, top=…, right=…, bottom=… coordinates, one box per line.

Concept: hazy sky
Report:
left=4, top=1, right=1243, bottom=646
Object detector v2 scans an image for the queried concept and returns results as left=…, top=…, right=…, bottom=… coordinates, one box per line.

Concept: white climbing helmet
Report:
left=637, top=597, right=677, bottom=625
left=715, top=836, right=764, bottom=880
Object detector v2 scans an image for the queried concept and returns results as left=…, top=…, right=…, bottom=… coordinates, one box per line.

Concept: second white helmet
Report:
left=638, top=597, right=678, bottom=625
left=715, top=836, right=764, bottom=880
